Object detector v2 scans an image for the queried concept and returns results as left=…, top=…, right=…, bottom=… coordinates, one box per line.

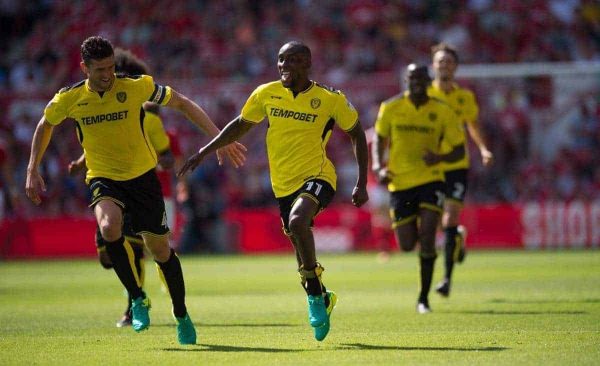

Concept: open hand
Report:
left=216, top=141, right=247, bottom=168
left=481, top=148, right=494, bottom=167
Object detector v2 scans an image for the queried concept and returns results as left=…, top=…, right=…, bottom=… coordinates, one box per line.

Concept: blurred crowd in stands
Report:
left=1, top=0, right=599, bottom=228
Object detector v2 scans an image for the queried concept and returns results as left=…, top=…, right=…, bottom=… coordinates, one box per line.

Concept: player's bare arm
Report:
left=177, top=116, right=254, bottom=177
left=371, top=133, right=394, bottom=185
left=422, top=144, right=465, bottom=166
left=346, top=122, right=369, bottom=207
left=466, top=122, right=493, bottom=166
left=166, top=89, right=247, bottom=168
left=26, top=117, right=55, bottom=205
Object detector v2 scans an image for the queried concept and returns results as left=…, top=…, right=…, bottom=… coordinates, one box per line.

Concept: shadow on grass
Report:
left=162, top=344, right=302, bottom=353
left=451, top=310, right=586, bottom=315
left=151, top=323, right=300, bottom=328
left=488, top=298, right=600, bottom=304
left=339, top=343, right=508, bottom=352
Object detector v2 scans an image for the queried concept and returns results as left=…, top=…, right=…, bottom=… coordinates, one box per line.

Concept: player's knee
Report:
left=146, top=238, right=171, bottom=262
left=98, top=221, right=121, bottom=242
left=399, top=242, right=416, bottom=252
left=394, top=231, right=416, bottom=252
left=288, top=215, right=310, bottom=236
left=397, top=237, right=416, bottom=252
left=443, top=217, right=460, bottom=228
left=443, top=209, right=461, bottom=227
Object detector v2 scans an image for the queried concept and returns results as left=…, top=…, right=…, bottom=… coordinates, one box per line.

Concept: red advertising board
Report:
left=1, top=201, right=598, bottom=258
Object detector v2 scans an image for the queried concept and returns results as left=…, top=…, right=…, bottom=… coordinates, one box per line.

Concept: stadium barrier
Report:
left=1, top=201, right=598, bottom=258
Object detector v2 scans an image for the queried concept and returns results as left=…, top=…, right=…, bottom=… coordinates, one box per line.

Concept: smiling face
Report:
left=405, top=64, right=431, bottom=100
left=80, top=56, right=115, bottom=92
left=432, top=50, right=457, bottom=82
left=277, top=42, right=311, bottom=92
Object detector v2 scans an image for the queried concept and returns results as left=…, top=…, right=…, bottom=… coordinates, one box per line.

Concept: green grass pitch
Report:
left=1, top=250, right=599, bottom=365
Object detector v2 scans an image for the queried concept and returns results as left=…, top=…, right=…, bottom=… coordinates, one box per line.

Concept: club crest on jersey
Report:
left=117, top=92, right=127, bottom=103
left=429, top=112, right=437, bottom=122
left=311, top=98, right=321, bottom=109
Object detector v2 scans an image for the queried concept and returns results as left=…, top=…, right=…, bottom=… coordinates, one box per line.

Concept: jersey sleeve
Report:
left=43, top=92, right=69, bottom=126
left=374, top=102, right=391, bottom=138
left=240, top=87, right=266, bottom=123
left=333, top=92, right=359, bottom=131
left=146, top=113, right=170, bottom=154
left=142, top=75, right=172, bottom=106
left=462, top=90, right=479, bottom=125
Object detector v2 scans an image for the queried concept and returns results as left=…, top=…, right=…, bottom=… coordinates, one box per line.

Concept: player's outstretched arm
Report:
left=26, top=117, right=55, bottom=205
left=422, top=144, right=465, bottom=166
left=466, top=122, right=493, bottom=166
left=177, top=116, right=253, bottom=177
left=371, top=133, right=394, bottom=185
left=346, top=122, right=369, bottom=207
left=166, top=89, right=247, bottom=167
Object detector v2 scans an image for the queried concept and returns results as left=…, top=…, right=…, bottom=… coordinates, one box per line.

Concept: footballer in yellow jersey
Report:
left=26, top=36, right=246, bottom=344
left=179, top=41, right=369, bottom=341
left=429, top=43, right=493, bottom=299
left=44, top=73, right=170, bottom=184
left=428, top=83, right=478, bottom=171
left=372, top=64, right=465, bottom=314
left=373, top=91, right=464, bottom=192
left=240, top=80, right=358, bottom=197
left=66, top=47, right=177, bottom=328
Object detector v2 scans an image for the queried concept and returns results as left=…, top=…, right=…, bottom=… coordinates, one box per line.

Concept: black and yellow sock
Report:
left=300, top=264, right=327, bottom=297
left=444, top=226, right=459, bottom=281
left=124, top=244, right=145, bottom=315
left=132, top=244, right=145, bottom=287
left=104, top=236, right=144, bottom=300
left=418, top=254, right=436, bottom=303
left=156, top=248, right=187, bottom=318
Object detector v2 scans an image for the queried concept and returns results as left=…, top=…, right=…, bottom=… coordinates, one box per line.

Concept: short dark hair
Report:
left=407, top=63, right=431, bottom=80
left=114, top=47, right=149, bottom=76
left=283, top=41, right=311, bottom=59
left=431, top=42, right=459, bottom=63
left=80, top=36, right=114, bottom=65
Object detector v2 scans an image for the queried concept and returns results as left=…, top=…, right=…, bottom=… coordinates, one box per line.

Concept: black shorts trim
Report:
left=277, top=179, right=335, bottom=234
left=389, top=181, right=445, bottom=227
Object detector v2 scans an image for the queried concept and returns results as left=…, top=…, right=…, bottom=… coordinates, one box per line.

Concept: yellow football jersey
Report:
left=427, top=83, right=479, bottom=171
left=241, top=81, right=359, bottom=197
left=374, top=92, right=464, bottom=191
left=44, top=75, right=172, bottom=183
